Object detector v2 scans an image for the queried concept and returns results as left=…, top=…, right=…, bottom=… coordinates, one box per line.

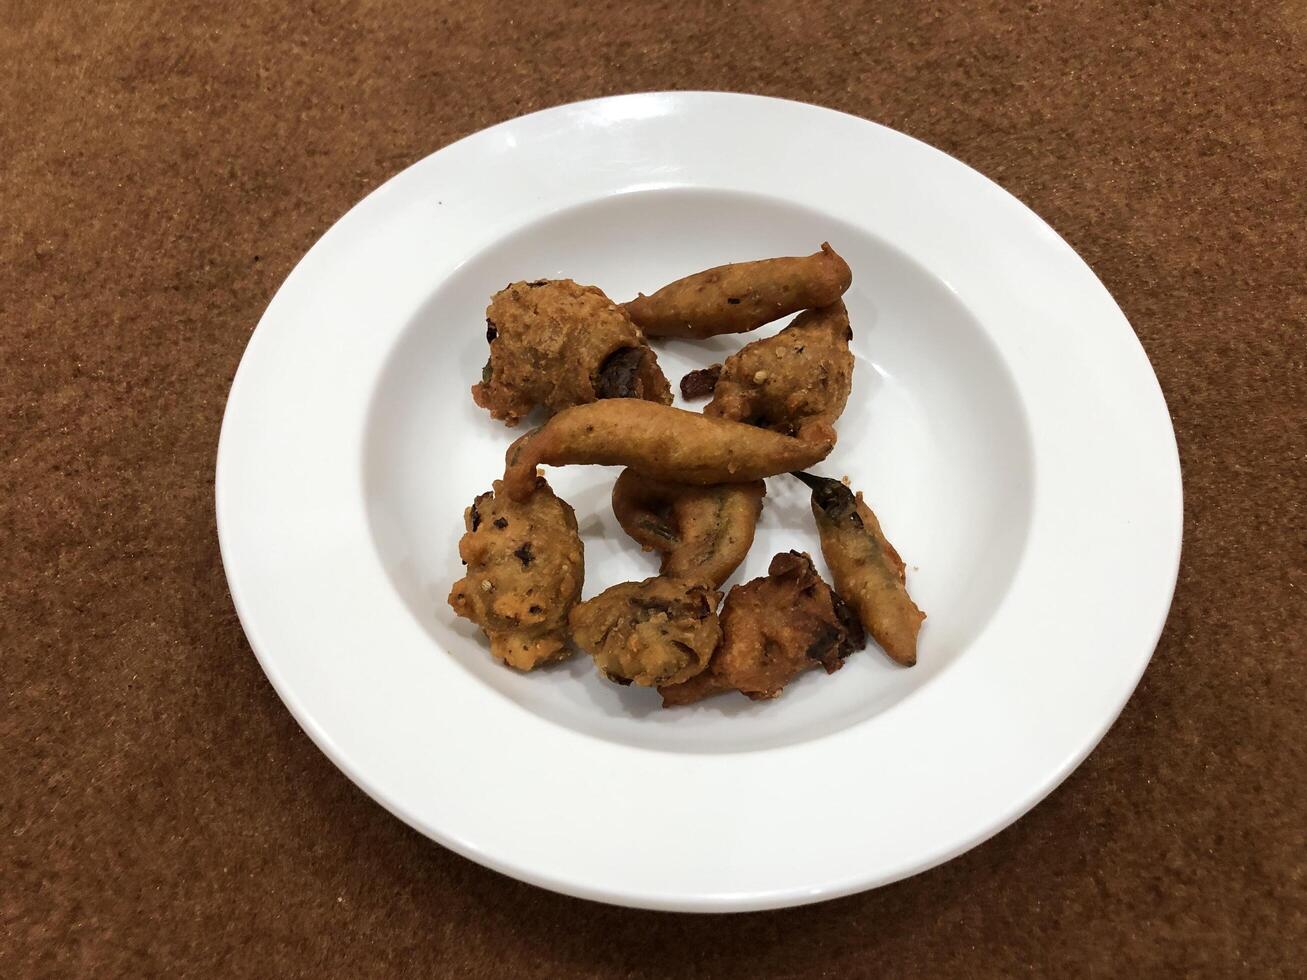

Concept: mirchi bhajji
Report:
left=793, top=471, right=925, bottom=666
left=611, top=469, right=764, bottom=588
left=502, top=400, right=834, bottom=502
left=449, top=243, right=929, bottom=708
left=623, top=243, right=853, bottom=340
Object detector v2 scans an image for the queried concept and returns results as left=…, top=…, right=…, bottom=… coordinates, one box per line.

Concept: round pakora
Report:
left=569, top=576, right=722, bottom=687
left=660, top=551, right=864, bottom=706
left=448, top=478, right=584, bottom=670
left=702, top=300, right=854, bottom=447
left=472, top=278, right=672, bottom=426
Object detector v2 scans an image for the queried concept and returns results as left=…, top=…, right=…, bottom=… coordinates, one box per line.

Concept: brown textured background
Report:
left=4, top=0, right=1305, bottom=975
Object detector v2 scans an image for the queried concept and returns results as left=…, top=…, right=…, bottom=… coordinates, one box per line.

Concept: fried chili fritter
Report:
left=623, top=243, right=853, bottom=340
left=448, top=478, right=584, bottom=670
left=472, top=279, right=672, bottom=426
left=611, top=469, right=765, bottom=588
left=569, top=577, right=722, bottom=687
left=660, top=551, right=865, bottom=706
left=502, top=400, right=833, bottom=502
left=703, top=301, right=854, bottom=447
left=793, top=471, right=925, bottom=666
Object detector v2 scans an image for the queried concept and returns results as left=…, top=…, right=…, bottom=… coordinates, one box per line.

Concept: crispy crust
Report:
left=623, top=243, right=852, bottom=340
left=472, top=279, right=672, bottom=426
left=447, top=478, right=584, bottom=670
left=502, top=400, right=833, bottom=502
left=704, top=300, right=854, bottom=446
left=660, top=551, right=865, bottom=706
left=611, top=469, right=765, bottom=588
left=795, top=472, right=924, bottom=666
left=569, top=577, right=722, bottom=687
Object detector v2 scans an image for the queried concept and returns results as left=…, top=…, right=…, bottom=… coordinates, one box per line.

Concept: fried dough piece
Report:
left=611, top=469, right=764, bottom=588
left=623, top=243, right=853, bottom=340
left=448, top=478, right=584, bottom=670
left=703, top=301, right=854, bottom=446
left=502, top=400, right=833, bottom=502
left=679, top=364, right=722, bottom=400
left=660, top=551, right=865, bottom=706
left=569, top=577, right=722, bottom=687
left=793, top=472, right=925, bottom=666
left=472, top=279, right=672, bottom=426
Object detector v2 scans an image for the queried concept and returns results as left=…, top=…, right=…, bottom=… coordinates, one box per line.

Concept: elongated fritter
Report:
left=447, top=478, right=583, bottom=670
left=660, top=551, right=864, bottom=706
left=569, top=577, right=722, bottom=687
left=793, top=472, right=924, bottom=666
left=502, top=400, right=833, bottom=502
left=703, top=300, right=854, bottom=446
left=611, top=469, right=764, bottom=588
left=623, top=243, right=853, bottom=340
left=472, top=279, right=672, bottom=425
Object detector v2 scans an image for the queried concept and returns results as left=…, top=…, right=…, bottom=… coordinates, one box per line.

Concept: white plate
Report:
left=216, top=92, right=1182, bottom=912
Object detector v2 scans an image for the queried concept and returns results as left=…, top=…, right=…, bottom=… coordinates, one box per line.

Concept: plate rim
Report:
left=216, top=90, right=1183, bottom=912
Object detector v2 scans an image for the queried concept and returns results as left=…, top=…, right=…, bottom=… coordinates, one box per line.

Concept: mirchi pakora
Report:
left=793, top=471, right=925, bottom=666
left=568, top=577, right=722, bottom=687
left=703, top=300, right=854, bottom=447
left=611, top=469, right=764, bottom=588
left=502, top=400, right=834, bottom=502
left=659, top=551, right=865, bottom=706
left=623, top=243, right=853, bottom=340
left=472, top=278, right=672, bottom=426
left=447, top=478, right=584, bottom=670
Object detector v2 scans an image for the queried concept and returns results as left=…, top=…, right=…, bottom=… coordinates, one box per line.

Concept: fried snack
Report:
left=793, top=472, right=925, bottom=666
left=447, top=478, right=584, bottom=670
left=472, top=279, right=672, bottom=426
left=703, top=300, right=854, bottom=446
left=660, top=551, right=865, bottom=706
left=622, top=243, right=852, bottom=340
left=569, top=577, right=722, bottom=687
left=502, top=400, right=834, bottom=502
left=679, top=364, right=721, bottom=400
left=611, top=469, right=765, bottom=588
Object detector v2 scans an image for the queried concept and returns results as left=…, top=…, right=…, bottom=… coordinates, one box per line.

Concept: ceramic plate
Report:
left=216, top=92, right=1182, bottom=911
